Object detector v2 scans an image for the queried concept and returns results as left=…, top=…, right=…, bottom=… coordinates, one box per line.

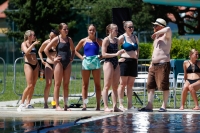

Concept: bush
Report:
left=139, top=38, right=200, bottom=59
left=139, top=43, right=152, bottom=59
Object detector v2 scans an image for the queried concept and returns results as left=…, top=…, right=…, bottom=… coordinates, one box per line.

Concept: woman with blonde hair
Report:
left=44, top=23, right=75, bottom=111
left=75, top=24, right=102, bottom=111
left=19, top=30, right=40, bottom=109
left=118, top=21, right=139, bottom=110
left=102, top=24, right=124, bottom=112
left=38, top=29, right=59, bottom=108
left=180, top=49, right=200, bottom=110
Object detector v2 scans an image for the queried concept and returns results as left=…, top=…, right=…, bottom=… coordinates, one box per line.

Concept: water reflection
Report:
left=0, top=117, right=73, bottom=133
left=60, top=113, right=200, bottom=133
left=2, top=113, right=200, bottom=132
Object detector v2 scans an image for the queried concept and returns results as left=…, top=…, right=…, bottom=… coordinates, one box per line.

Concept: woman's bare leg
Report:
left=63, top=63, right=71, bottom=111
left=126, top=77, right=135, bottom=109
left=81, top=70, right=91, bottom=110
left=54, top=62, right=63, bottom=110
left=118, top=76, right=128, bottom=109
left=44, top=65, right=54, bottom=108
left=180, top=82, right=189, bottom=110
left=92, top=68, right=101, bottom=110
left=21, top=64, right=35, bottom=105
left=189, top=81, right=200, bottom=110
left=26, top=65, right=39, bottom=105
left=102, top=62, right=113, bottom=111
left=112, top=65, right=120, bottom=111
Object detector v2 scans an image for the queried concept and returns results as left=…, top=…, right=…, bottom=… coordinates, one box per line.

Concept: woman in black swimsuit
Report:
left=44, top=23, right=75, bottom=111
left=101, top=24, right=124, bottom=112
left=38, top=29, right=59, bottom=108
left=19, top=30, right=40, bottom=109
left=180, top=49, right=200, bottom=110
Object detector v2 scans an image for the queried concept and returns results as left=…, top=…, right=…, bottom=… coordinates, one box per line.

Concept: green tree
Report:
left=71, top=0, right=155, bottom=38
left=5, top=0, right=77, bottom=44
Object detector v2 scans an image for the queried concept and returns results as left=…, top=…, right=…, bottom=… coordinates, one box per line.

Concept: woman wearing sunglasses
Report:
left=117, top=21, right=139, bottom=111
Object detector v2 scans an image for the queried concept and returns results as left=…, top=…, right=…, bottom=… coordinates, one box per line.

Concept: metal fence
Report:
left=13, top=58, right=98, bottom=105
left=0, top=57, right=6, bottom=95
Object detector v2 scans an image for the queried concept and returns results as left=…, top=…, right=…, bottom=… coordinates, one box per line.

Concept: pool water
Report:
left=0, top=117, right=74, bottom=133
left=1, top=113, right=200, bottom=133
left=47, top=113, right=200, bottom=133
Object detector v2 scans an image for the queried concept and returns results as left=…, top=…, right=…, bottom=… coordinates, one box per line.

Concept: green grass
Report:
left=0, top=63, right=198, bottom=109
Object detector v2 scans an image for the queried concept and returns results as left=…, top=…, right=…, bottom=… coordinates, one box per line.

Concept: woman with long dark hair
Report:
left=44, top=23, right=75, bottom=111
left=75, top=24, right=102, bottom=111
left=38, top=29, right=59, bottom=108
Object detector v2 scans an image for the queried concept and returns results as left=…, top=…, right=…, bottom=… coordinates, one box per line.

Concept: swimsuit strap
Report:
left=122, top=35, right=127, bottom=42
left=56, top=36, right=60, bottom=53
left=133, top=35, right=137, bottom=43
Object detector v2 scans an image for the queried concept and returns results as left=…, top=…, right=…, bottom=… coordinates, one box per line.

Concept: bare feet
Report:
left=119, top=106, right=127, bottom=111
left=82, top=108, right=87, bottom=111
left=56, top=106, right=63, bottom=111
left=179, top=106, right=184, bottom=110
left=64, top=105, right=71, bottom=111
left=96, top=108, right=101, bottom=111
left=44, top=104, right=48, bottom=109
left=104, top=107, right=113, bottom=112
left=64, top=108, right=71, bottom=111
left=192, top=106, right=200, bottom=110
left=113, top=107, right=123, bottom=112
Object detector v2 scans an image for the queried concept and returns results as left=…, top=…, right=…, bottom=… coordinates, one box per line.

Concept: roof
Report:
left=0, top=0, right=8, bottom=18
left=143, top=0, right=200, bottom=8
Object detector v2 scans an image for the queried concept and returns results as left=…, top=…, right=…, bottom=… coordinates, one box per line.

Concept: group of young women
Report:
left=19, top=21, right=139, bottom=112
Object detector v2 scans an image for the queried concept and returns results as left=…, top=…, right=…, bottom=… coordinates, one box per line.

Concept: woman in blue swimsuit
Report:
left=118, top=21, right=139, bottom=111
left=44, top=23, right=75, bottom=111
left=180, top=49, right=200, bottom=110
left=38, top=29, right=59, bottom=108
left=19, top=30, right=40, bottom=109
left=102, top=24, right=125, bottom=112
left=75, top=24, right=102, bottom=111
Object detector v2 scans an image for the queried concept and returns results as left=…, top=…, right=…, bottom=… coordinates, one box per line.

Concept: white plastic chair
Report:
left=168, top=71, right=176, bottom=105
left=174, top=73, right=184, bottom=108
left=133, top=71, right=148, bottom=105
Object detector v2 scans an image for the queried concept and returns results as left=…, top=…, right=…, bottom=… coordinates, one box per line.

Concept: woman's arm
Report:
left=102, top=37, right=124, bottom=58
left=75, top=38, right=85, bottom=60
left=21, top=40, right=40, bottom=55
left=97, top=38, right=102, bottom=47
left=44, top=37, right=58, bottom=61
left=117, top=35, right=124, bottom=46
left=135, top=36, right=139, bottom=59
left=69, top=37, right=75, bottom=61
left=183, top=61, right=187, bottom=81
left=38, top=39, right=49, bottom=65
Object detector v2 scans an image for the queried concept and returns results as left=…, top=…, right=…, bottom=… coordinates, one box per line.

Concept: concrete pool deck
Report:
left=1, top=97, right=200, bottom=120
left=1, top=99, right=200, bottom=133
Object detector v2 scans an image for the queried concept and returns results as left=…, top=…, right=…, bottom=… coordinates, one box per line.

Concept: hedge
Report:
left=139, top=38, right=200, bottom=59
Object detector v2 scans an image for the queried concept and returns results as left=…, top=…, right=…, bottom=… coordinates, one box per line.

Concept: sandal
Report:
left=138, top=107, right=153, bottom=112
left=26, top=104, right=34, bottom=109
left=158, top=108, right=167, bottom=112
left=128, top=106, right=138, bottom=111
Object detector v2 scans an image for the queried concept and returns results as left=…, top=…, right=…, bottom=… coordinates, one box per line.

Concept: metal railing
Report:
left=0, top=57, right=6, bottom=95
left=13, top=58, right=98, bottom=105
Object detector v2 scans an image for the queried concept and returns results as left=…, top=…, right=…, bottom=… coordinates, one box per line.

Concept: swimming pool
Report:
left=45, top=113, right=200, bottom=133
left=1, top=112, right=200, bottom=133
